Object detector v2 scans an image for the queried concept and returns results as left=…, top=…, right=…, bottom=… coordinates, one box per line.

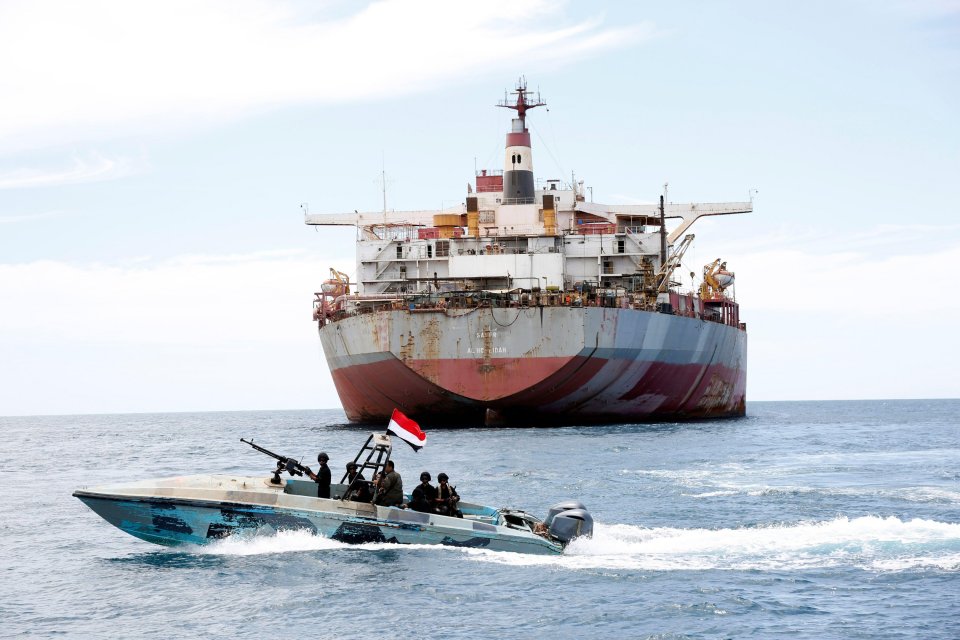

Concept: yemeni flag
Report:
left=387, top=408, right=427, bottom=451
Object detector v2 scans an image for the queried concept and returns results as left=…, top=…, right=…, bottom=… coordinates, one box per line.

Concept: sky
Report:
left=1, top=0, right=958, bottom=416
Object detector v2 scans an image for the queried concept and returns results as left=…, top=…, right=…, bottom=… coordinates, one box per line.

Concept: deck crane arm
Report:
left=656, top=234, right=695, bottom=294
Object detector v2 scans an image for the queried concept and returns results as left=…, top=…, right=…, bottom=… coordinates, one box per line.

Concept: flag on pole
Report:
left=387, top=408, right=427, bottom=451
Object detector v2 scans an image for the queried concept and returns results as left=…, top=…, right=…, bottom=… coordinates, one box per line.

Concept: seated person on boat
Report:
left=374, top=460, right=403, bottom=507
left=409, top=471, right=438, bottom=513
left=435, top=472, right=462, bottom=518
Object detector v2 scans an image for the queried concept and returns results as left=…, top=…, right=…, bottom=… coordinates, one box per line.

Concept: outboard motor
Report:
left=545, top=501, right=593, bottom=544
left=544, top=501, right=587, bottom=528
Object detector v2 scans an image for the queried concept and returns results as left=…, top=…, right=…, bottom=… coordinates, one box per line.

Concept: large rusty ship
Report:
left=306, top=80, right=750, bottom=426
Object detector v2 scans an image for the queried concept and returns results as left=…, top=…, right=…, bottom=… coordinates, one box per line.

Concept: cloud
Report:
left=0, top=0, right=652, bottom=153
left=732, top=243, right=958, bottom=314
left=0, top=251, right=349, bottom=345
left=0, top=153, right=134, bottom=189
left=880, top=0, right=960, bottom=16
left=0, top=210, right=64, bottom=224
left=0, top=250, right=354, bottom=414
left=696, top=217, right=960, bottom=259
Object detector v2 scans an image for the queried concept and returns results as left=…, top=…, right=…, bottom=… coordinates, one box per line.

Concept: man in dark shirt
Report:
left=375, top=460, right=403, bottom=507
left=308, top=452, right=331, bottom=499
left=409, top=471, right=438, bottom=513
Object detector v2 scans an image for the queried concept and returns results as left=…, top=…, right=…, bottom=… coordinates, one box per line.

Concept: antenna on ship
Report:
left=381, top=153, right=388, bottom=223
left=496, top=76, right=545, bottom=128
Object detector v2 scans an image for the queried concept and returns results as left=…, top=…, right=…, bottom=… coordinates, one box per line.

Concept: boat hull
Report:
left=73, top=475, right=562, bottom=555
left=320, top=306, right=747, bottom=425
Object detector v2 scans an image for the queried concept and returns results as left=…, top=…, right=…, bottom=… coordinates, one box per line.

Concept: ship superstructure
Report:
left=306, top=80, right=750, bottom=425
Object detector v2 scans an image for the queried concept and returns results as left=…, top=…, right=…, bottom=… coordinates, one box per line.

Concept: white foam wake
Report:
left=192, top=516, right=960, bottom=572
left=200, top=529, right=346, bottom=556
left=198, top=528, right=483, bottom=558
left=471, top=516, right=960, bottom=572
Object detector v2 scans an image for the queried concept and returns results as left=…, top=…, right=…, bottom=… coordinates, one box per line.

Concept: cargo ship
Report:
left=305, top=80, right=750, bottom=426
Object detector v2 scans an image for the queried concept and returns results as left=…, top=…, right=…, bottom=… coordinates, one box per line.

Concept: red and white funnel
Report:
left=498, top=77, right=545, bottom=203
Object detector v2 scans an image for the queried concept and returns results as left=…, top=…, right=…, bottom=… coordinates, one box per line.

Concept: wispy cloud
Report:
left=0, top=0, right=652, bottom=153
left=697, top=218, right=960, bottom=258
left=0, top=250, right=344, bottom=345
left=0, top=210, right=64, bottom=224
left=731, top=241, right=957, bottom=314
left=0, top=153, right=134, bottom=189
left=882, top=0, right=960, bottom=16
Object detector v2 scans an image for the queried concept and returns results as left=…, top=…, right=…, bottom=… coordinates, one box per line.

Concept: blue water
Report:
left=2, top=400, right=958, bottom=638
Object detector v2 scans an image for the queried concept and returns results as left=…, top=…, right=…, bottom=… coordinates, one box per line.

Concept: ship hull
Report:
left=320, top=307, right=746, bottom=426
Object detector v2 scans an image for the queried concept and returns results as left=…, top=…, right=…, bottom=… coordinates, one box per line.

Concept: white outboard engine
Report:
left=545, top=501, right=594, bottom=544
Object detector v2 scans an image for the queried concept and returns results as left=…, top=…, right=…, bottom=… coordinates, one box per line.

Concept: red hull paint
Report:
left=331, top=354, right=746, bottom=426
left=405, top=356, right=574, bottom=400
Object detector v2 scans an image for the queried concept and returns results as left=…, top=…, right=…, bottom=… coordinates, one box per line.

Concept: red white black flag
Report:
left=387, top=408, right=426, bottom=451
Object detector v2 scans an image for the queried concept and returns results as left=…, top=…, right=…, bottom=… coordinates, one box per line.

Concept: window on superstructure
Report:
left=396, top=245, right=402, bottom=259
left=436, top=240, right=450, bottom=257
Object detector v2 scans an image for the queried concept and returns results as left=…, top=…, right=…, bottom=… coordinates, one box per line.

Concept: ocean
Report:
left=1, top=400, right=958, bottom=639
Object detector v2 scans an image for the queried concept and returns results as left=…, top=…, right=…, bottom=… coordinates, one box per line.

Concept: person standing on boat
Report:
left=409, top=472, right=437, bottom=513
left=375, top=460, right=403, bottom=507
left=307, top=452, right=331, bottom=499
left=435, top=473, right=461, bottom=518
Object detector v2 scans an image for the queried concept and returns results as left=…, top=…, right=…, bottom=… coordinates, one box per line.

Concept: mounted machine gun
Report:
left=240, top=438, right=313, bottom=485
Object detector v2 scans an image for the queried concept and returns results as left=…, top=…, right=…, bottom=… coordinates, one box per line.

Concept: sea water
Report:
left=1, top=400, right=958, bottom=638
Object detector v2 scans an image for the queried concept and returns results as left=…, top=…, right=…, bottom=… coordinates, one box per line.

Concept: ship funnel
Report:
left=497, top=77, right=545, bottom=204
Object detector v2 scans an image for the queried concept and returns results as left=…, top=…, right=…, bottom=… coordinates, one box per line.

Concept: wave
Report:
left=472, top=516, right=960, bottom=572
left=194, top=516, right=960, bottom=573
left=680, top=484, right=960, bottom=504
left=626, top=466, right=960, bottom=504
left=199, top=529, right=346, bottom=556
left=199, top=528, right=482, bottom=558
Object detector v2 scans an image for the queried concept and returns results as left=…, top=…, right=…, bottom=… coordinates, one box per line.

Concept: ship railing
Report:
left=324, top=291, right=744, bottom=330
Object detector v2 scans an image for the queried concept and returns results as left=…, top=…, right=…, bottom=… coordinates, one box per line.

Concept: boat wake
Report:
left=477, top=515, right=960, bottom=572
left=199, top=529, right=346, bottom=556
left=195, top=515, right=960, bottom=573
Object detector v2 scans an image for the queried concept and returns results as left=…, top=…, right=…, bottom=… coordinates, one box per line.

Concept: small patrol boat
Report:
left=73, top=431, right=593, bottom=555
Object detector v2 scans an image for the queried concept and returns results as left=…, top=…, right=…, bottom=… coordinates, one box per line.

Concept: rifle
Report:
left=436, top=484, right=460, bottom=514
left=240, top=438, right=313, bottom=484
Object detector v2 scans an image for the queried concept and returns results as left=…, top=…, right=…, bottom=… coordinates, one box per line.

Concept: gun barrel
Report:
left=240, top=438, right=286, bottom=462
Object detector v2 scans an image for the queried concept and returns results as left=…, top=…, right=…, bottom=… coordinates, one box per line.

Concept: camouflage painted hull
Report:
left=321, top=306, right=747, bottom=425
left=73, top=475, right=563, bottom=554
